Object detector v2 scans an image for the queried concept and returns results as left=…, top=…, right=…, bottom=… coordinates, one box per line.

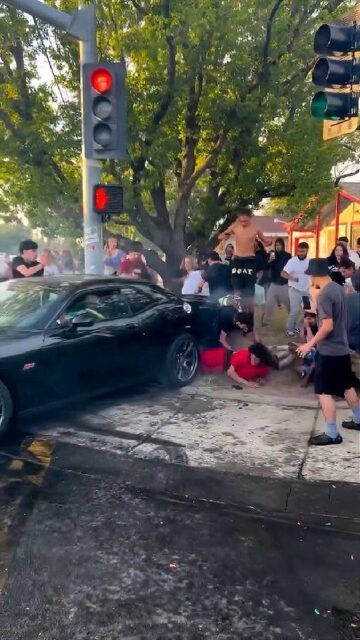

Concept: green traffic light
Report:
left=311, top=92, right=328, bottom=119
left=311, top=91, right=356, bottom=121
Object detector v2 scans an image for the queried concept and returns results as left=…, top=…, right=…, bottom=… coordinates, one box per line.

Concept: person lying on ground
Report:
left=226, top=342, right=294, bottom=388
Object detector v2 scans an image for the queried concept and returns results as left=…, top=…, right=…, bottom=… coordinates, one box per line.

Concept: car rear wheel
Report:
left=0, top=380, right=14, bottom=441
left=164, top=333, right=198, bottom=387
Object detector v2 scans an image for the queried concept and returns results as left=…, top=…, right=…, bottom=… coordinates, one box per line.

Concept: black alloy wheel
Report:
left=165, top=333, right=199, bottom=387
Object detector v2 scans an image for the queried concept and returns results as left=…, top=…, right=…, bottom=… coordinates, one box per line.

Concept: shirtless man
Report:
left=218, top=210, right=273, bottom=303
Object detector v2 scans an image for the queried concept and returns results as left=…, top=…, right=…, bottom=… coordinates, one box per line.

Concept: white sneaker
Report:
left=286, top=330, right=296, bottom=337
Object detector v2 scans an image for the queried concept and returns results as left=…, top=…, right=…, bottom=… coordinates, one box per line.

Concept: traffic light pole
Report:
left=78, top=2, right=103, bottom=275
left=1, top=0, right=104, bottom=274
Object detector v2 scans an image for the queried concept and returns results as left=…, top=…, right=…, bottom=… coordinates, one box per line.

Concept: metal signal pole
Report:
left=78, top=2, right=103, bottom=274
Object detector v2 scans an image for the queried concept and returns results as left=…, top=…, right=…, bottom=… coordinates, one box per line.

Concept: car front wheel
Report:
left=0, top=379, right=14, bottom=442
left=164, top=333, right=198, bottom=387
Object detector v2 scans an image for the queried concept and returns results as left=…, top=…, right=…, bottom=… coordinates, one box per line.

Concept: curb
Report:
left=50, top=442, right=360, bottom=535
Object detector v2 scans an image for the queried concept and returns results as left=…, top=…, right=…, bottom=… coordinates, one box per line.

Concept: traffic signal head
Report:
left=311, top=22, right=360, bottom=124
left=314, top=24, right=357, bottom=55
left=93, top=185, right=124, bottom=217
left=82, top=62, right=126, bottom=160
left=312, top=58, right=356, bottom=87
left=311, top=91, right=358, bottom=120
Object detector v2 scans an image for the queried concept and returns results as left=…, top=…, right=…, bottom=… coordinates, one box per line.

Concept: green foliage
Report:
left=0, top=223, right=33, bottom=254
left=0, top=0, right=358, bottom=260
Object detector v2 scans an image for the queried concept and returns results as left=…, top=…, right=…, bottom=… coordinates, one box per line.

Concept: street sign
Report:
left=323, top=115, right=359, bottom=139
left=93, top=184, right=124, bottom=216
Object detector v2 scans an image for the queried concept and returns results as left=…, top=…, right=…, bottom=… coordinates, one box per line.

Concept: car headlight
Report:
left=183, top=302, right=192, bottom=314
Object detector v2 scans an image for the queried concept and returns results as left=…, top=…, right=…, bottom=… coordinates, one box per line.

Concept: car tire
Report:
left=164, top=333, right=199, bottom=388
left=0, top=380, right=14, bottom=442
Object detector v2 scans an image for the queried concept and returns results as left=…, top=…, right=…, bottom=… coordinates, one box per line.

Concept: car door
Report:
left=41, top=287, right=137, bottom=401
left=94, top=287, right=140, bottom=384
left=120, top=284, right=187, bottom=378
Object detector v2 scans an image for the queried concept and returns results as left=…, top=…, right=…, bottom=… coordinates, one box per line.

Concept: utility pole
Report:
left=1, top=0, right=103, bottom=274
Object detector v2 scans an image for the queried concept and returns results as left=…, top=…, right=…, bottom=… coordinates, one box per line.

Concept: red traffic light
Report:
left=90, top=67, right=113, bottom=94
left=93, top=185, right=124, bottom=216
left=94, top=186, right=110, bottom=212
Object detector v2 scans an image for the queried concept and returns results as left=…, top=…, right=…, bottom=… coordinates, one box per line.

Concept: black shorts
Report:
left=314, top=353, right=355, bottom=397
left=231, top=256, right=257, bottom=298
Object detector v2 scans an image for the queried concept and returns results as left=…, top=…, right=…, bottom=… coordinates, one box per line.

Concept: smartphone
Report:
left=302, top=295, right=311, bottom=310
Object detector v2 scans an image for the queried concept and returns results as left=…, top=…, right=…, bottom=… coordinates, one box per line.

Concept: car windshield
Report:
left=0, top=280, right=69, bottom=330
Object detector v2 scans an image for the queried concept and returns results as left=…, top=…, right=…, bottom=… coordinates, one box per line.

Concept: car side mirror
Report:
left=71, top=316, right=94, bottom=328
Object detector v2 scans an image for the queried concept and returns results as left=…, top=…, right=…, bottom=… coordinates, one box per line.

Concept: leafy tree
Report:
left=0, top=0, right=358, bottom=270
left=0, top=223, right=33, bottom=254
left=0, top=7, right=81, bottom=237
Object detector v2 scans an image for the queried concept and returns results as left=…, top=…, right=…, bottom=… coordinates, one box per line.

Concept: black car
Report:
left=0, top=276, right=200, bottom=440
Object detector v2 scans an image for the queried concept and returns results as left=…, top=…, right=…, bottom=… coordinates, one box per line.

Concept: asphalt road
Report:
left=0, top=432, right=359, bottom=640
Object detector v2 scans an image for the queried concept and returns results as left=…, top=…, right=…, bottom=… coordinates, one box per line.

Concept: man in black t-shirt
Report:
left=12, top=240, right=45, bottom=279
left=198, top=251, right=232, bottom=300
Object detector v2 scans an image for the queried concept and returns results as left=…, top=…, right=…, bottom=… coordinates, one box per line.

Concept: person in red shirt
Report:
left=119, top=241, right=151, bottom=280
left=227, top=343, right=275, bottom=388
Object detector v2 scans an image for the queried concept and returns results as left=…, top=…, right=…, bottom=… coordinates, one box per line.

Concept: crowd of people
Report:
left=213, top=212, right=360, bottom=448
left=149, top=209, right=359, bottom=450
left=0, top=240, right=80, bottom=280
left=3, top=212, right=360, bottom=448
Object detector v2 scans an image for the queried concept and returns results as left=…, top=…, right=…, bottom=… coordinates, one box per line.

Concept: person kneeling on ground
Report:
left=291, top=312, right=318, bottom=387
left=218, top=305, right=254, bottom=352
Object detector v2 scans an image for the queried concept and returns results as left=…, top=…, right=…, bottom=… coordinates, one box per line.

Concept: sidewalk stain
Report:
left=0, top=436, right=55, bottom=594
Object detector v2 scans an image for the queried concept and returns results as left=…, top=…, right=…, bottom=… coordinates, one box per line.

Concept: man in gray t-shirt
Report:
left=297, top=259, right=360, bottom=446
left=317, top=280, right=349, bottom=356
left=346, top=271, right=360, bottom=351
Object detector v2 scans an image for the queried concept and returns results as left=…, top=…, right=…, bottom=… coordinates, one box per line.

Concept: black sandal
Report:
left=342, top=419, right=360, bottom=431
left=309, top=433, right=343, bottom=446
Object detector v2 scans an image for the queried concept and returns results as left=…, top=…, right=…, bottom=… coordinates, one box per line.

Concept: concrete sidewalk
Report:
left=31, top=377, right=360, bottom=486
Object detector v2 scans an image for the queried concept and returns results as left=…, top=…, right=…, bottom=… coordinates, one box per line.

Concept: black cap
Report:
left=305, top=258, right=330, bottom=277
